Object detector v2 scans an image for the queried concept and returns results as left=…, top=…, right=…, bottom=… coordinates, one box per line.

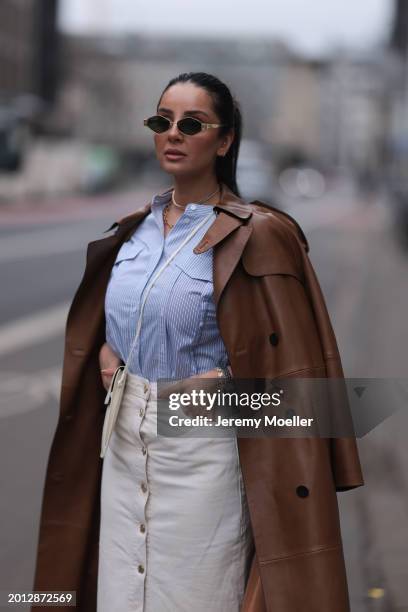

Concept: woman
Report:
left=32, top=72, right=364, bottom=612
left=98, top=73, right=253, bottom=612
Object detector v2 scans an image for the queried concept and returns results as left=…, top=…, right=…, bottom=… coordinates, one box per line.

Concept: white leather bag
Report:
left=100, top=210, right=214, bottom=458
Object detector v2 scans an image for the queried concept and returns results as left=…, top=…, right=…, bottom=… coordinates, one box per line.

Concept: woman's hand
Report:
left=158, top=367, right=221, bottom=397
left=157, top=366, right=233, bottom=417
left=99, top=342, right=122, bottom=391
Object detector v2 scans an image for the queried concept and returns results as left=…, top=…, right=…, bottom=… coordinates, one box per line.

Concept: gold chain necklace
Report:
left=163, top=204, right=175, bottom=229
left=172, top=185, right=220, bottom=208
left=163, top=184, right=221, bottom=230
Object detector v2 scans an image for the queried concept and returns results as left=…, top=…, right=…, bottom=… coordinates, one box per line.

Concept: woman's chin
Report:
left=160, top=163, right=191, bottom=177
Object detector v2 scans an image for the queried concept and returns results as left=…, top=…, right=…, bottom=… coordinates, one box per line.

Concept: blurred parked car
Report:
left=0, top=95, right=41, bottom=172
left=0, top=108, right=27, bottom=171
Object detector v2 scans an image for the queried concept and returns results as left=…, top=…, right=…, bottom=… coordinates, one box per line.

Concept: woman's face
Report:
left=154, top=82, right=234, bottom=179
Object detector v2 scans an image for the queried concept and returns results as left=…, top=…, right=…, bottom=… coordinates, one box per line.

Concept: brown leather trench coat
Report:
left=32, top=183, right=364, bottom=612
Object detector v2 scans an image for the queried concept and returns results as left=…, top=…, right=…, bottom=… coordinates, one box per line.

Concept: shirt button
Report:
left=138, top=564, right=145, bottom=573
left=142, top=447, right=147, bottom=455
left=141, top=482, right=148, bottom=493
left=190, top=204, right=196, bottom=210
left=140, top=523, right=146, bottom=533
left=139, top=407, right=145, bottom=417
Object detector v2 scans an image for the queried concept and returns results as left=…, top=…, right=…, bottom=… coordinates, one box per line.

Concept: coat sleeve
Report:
left=292, top=230, right=364, bottom=491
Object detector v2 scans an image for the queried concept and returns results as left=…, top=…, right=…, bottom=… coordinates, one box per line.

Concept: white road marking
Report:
left=0, top=225, right=96, bottom=262
left=0, top=366, right=62, bottom=418
left=0, top=302, right=70, bottom=357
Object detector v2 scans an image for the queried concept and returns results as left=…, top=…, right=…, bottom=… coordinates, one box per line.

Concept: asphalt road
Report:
left=0, top=185, right=407, bottom=611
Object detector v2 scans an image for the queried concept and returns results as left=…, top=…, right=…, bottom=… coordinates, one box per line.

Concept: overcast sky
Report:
left=59, top=0, right=394, bottom=58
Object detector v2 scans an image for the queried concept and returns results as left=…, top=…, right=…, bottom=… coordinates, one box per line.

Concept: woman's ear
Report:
left=217, top=129, right=235, bottom=157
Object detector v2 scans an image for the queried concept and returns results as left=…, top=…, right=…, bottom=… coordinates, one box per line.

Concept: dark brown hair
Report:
left=158, top=72, right=242, bottom=197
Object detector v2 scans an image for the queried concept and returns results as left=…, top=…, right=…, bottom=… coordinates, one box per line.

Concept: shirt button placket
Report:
left=136, top=380, right=150, bottom=608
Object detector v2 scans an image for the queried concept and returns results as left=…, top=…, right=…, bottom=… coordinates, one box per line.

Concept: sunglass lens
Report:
left=147, top=116, right=169, bottom=133
left=178, top=118, right=202, bottom=135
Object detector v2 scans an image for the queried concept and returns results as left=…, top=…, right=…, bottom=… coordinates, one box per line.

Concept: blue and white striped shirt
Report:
left=104, top=189, right=230, bottom=381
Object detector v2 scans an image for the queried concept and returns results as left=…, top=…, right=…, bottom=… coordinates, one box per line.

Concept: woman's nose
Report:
left=168, top=120, right=183, bottom=138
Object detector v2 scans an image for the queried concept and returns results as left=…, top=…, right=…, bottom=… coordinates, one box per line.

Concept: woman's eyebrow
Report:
left=158, top=107, right=209, bottom=118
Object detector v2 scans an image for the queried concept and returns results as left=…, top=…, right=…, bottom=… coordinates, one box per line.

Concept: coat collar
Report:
left=98, top=182, right=253, bottom=307
left=102, top=182, right=253, bottom=254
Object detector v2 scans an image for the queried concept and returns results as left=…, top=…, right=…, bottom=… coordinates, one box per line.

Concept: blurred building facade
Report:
left=388, top=0, right=408, bottom=175
left=51, top=30, right=390, bottom=181
left=383, top=0, right=408, bottom=233
left=0, top=0, right=59, bottom=171
left=0, top=0, right=37, bottom=100
left=1, top=4, right=398, bottom=187
left=0, top=0, right=59, bottom=107
left=54, top=33, right=289, bottom=152
left=391, top=0, right=408, bottom=55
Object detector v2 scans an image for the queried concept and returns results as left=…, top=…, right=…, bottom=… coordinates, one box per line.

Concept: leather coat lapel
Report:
left=196, top=217, right=253, bottom=306
left=192, top=183, right=253, bottom=305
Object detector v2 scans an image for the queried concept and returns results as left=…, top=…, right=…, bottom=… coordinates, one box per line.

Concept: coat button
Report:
left=296, top=485, right=309, bottom=498
left=138, top=564, right=145, bottom=573
left=140, top=523, right=146, bottom=533
left=269, top=332, right=279, bottom=346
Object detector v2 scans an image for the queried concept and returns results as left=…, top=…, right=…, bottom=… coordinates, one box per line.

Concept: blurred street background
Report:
left=0, top=1, right=408, bottom=610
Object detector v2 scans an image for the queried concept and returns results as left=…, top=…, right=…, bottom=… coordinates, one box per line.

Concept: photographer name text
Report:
left=167, top=414, right=314, bottom=428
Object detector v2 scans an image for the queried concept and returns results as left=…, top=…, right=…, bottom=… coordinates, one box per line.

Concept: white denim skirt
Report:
left=97, top=371, right=254, bottom=612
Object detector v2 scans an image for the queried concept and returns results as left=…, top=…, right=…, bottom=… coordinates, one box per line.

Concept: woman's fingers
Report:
left=99, top=342, right=122, bottom=371
left=100, top=367, right=117, bottom=391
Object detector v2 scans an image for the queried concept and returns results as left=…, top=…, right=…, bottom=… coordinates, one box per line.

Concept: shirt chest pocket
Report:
left=106, top=239, right=148, bottom=314
left=108, top=239, right=149, bottom=304
left=113, top=239, right=146, bottom=267
left=165, top=252, right=214, bottom=339
left=173, top=251, right=213, bottom=283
